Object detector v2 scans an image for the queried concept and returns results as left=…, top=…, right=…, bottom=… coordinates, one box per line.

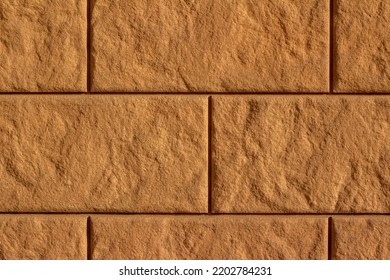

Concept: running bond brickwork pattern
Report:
left=0, top=0, right=389, bottom=260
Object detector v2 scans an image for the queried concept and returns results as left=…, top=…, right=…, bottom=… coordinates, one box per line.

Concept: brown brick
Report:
left=334, top=0, right=390, bottom=92
left=91, top=0, right=329, bottom=92
left=91, top=216, right=327, bottom=260
left=0, top=215, right=86, bottom=260
left=212, top=96, right=390, bottom=213
left=332, top=217, right=390, bottom=259
left=0, top=0, right=87, bottom=92
left=0, top=96, right=207, bottom=212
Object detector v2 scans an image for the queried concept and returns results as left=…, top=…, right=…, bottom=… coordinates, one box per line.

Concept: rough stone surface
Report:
left=212, top=96, right=390, bottom=213
left=0, top=96, right=207, bottom=212
left=334, top=0, right=390, bottom=92
left=332, top=217, right=390, bottom=259
left=0, top=215, right=86, bottom=260
left=0, top=0, right=87, bottom=92
left=91, top=216, right=327, bottom=260
left=91, top=0, right=329, bottom=92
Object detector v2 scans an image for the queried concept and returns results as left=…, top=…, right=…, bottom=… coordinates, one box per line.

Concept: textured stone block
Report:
left=212, top=96, right=390, bottom=213
left=332, top=217, right=390, bottom=259
left=0, top=96, right=207, bottom=212
left=334, top=0, right=390, bottom=92
left=91, top=216, right=327, bottom=259
left=91, top=0, right=329, bottom=92
left=0, top=215, right=86, bottom=260
left=0, top=0, right=87, bottom=92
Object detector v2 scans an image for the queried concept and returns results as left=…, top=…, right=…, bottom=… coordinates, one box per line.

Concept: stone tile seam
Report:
left=208, top=96, right=212, bottom=214
left=87, top=0, right=92, bottom=93
left=328, top=216, right=332, bottom=260
left=87, top=216, right=92, bottom=260
left=1, top=213, right=389, bottom=216
left=330, top=0, right=334, bottom=94
left=3, top=93, right=390, bottom=96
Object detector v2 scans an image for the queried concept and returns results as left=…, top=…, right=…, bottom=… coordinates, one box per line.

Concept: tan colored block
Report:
left=212, top=96, right=390, bottom=213
left=0, top=0, right=87, bottom=92
left=0, top=215, right=86, bottom=260
left=334, top=0, right=390, bottom=92
left=0, top=96, right=207, bottom=212
left=332, top=217, right=390, bottom=260
left=91, top=0, right=329, bottom=92
left=91, top=216, right=327, bottom=260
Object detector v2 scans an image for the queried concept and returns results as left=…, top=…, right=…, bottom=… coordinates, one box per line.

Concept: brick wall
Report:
left=0, top=0, right=389, bottom=260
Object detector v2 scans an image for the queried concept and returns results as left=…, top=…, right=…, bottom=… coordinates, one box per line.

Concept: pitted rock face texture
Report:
left=334, top=0, right=390, bottom=92
left=212, top=96, right=390, bottom=213
left=91, top=216, right=327, bottom=260
left=91, top=0, right=329, bottom=92
left=0, top=0, right=87, bottom=92
left=332, top=217, right=390, bottom=259
left=0, top=96, right=207, bottom=212
left=0, top=216, right=86, bottom=260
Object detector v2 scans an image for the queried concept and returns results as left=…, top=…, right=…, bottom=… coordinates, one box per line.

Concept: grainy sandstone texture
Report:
left=212, top=96, right=390, bottom=213
left=0, top=215, right=86, bottom=260
left=0, top=0, right=87, bottom=92
left=0, top=96, right=207, bottom=212
left=91, top=216, right=327, bottom=260
left=332, top=217, right=390, bottom=259
left=334, top=0, right=390, bottom=92
left=91, top=0, right=329, bottom=92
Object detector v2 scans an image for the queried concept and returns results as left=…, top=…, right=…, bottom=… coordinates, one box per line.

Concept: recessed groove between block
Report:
left=0, top=213, right=389, bottom=216
left=208, top=96, right=213, bottom=214
left=87, top=216, right=92, bottom=260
